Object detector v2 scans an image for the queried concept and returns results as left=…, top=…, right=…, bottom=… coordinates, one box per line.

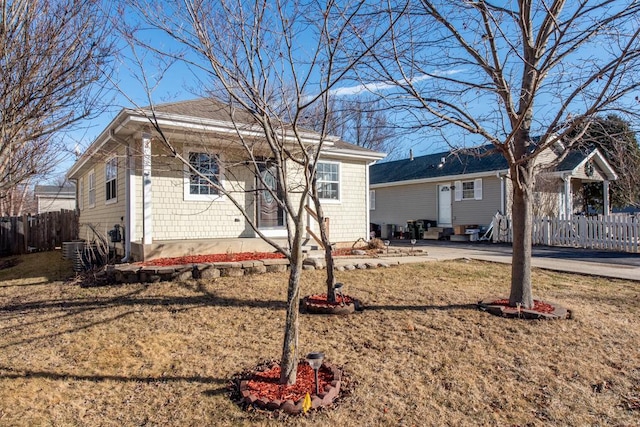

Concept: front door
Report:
left=438, top=184, right=452, bottom=227
left=257, top=164, right=286, bottom=236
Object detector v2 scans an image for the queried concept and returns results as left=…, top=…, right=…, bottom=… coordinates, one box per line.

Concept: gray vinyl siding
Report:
left=370, top=182, right=438, bottom=229
left=452, top=176, right=502, bottom=226
left=371, top=175, right=503, bottom=230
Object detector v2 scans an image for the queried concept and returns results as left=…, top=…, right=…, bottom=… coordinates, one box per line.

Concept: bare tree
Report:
left=368, top=0, right=640, bottom=308
left=302, top=96, right=399, bottom=157
left=119, top=0, right=400, bottom=384
left=0, top=0, right=113, bottom=209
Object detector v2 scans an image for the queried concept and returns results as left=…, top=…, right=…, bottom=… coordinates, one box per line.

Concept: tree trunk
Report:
left=509, top=173, right=535, bottom=309
left=311, top=195, right=336, bottom=302
left=323, top=232, right=336, bottom=301
left=279, top=228, right=303, bottom=385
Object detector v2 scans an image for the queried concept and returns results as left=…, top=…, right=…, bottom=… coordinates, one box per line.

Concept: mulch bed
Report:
left=139, top=252, right=286, bottom=267
left=137, top=248, right=378, bottom=268
left=234, top=360, right=342, bottom=414
left=302, top=293, right=360, bottom=315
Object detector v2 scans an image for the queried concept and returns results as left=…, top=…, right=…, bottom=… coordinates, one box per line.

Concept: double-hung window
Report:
left=185, top=151, right=222, bottom=200
left=454, top=179, right=483, bottom=201
left=105, top=157, right=117, bottom=203
left=317, top=162, right=340, bottom=201
left=462, top=181, right=475, bottom=200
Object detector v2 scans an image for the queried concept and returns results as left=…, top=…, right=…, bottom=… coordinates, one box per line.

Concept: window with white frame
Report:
left=317, top=162, right=340, bottom=201
left=454, top=179, right=483, bottom=201
left=185, top=151, right=221, bottom=200
left=369, top=190, right=376, bottom=210
left=462, top=181, right=475, bottom=199
left=88, top=169, right=95, bottom=208
left=105, top=157, right=117, bottom=202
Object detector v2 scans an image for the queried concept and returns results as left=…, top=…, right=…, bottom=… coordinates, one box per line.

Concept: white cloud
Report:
left=329, top=69, right=464, bottom=98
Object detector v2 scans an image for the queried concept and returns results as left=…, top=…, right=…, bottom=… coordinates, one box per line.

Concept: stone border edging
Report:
left=98, top=257, right=399, bottom=285
left=239, top=362, right=342, bottom=414
left=301, top=295, right=358, bottom=315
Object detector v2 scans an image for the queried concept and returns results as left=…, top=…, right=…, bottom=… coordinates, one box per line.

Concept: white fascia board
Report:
left=581, top=149, right=618, bottom=180
left=370, top=169, right=507, bottom=189
left=67, top=110, right=130, bottom=179
left=130, top=110, right=337, bottom=147
left=319, top=148, right=387, bottom=162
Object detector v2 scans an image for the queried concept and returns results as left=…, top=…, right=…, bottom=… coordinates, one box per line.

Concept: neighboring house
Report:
left=369, top=144, right=617, bottom=239
left=67, top=99, right=385, bottom=261
left=33, top=185, right=76, bottom=214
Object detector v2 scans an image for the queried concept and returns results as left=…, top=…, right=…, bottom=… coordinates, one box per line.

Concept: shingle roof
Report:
left=147, top=98, right=382, bottom=157
left=555, top=147, right=590, bottom=171
left=34, top=185, right=75, bottom=197
left=148, top=98, right=256, bottom=124
left=370, top=145, right=508, bottom=185
left=370, top=143, right=595, bottom=185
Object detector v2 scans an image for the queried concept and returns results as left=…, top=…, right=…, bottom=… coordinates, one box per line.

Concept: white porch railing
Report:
left=492, top=213, right=640, bottom=253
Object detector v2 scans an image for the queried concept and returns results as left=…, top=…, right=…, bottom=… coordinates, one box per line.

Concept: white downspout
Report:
left=110, top=131, right=135, bottom=262
left=142, top=132, right=153, bottom=245
left=366, top=160, right=376, bottom=241
left=496, top=172, right=507, bottom=215
left=564, top=175, right=572, bottom=218
left=121, top=145, right=131, bottom=262
left=603, top=180, right=610, bottom=215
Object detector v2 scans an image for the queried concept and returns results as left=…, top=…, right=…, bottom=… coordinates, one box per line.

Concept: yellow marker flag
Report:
left=302, top=392, right=312, bottom=413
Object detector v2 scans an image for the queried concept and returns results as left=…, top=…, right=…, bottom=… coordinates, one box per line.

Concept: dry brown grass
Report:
left=0, top=252, right=639, bottom=426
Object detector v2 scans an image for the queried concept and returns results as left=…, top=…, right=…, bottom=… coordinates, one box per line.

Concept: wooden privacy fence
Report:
left=0, top=210, right=79, bottom=256
left=493, top=213, right=640, bottom=253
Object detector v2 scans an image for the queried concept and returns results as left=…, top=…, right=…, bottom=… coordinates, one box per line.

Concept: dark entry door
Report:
left=257, top=164, right=285, bottom=230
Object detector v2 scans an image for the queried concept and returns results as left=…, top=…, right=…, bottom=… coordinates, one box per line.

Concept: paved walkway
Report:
left=333, top=241, right=640, bottom=282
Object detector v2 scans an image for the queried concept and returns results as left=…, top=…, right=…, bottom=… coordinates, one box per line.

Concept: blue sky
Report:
left=54, top=0, right=639, bottom=183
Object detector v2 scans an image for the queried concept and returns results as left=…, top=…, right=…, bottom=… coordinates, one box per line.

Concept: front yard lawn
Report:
left=0, top=252, right=638, bottom=426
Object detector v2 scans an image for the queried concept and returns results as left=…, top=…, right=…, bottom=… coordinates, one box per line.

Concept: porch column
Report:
left=564, top=175, right=572, bottom=218
left=603, top=180, right=610, bottom=215
left=142, top=132, right=153, bottom=244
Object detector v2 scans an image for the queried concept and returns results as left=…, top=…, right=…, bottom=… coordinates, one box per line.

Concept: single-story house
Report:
left=33, top=184, right=76, bottom=213
left=67, top=99, right=385, bottom=261
left=369, top=144, right=617, bottom=239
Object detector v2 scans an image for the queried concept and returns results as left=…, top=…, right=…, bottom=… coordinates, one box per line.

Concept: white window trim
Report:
left=105, top=156, right=117, bottom=205
left=369, top=189, right=376, bottom=210
left=317, top=160, right=341, bottom=204
left=183, top=147, right=226, bottom=202
left=455, top=178, right=483, bottom=201
left=88, top=169, right=96, bottom=208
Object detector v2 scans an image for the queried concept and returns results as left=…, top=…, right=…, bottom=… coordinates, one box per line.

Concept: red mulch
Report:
left=139, top=252, right=285, bottom=267
left=305, top=293, right=355, bottom=306
left=246, top=362, right=333, bottom=401
left=137, top=248, right=376, bottom=267
left=490, top=299, right=555, bottom=314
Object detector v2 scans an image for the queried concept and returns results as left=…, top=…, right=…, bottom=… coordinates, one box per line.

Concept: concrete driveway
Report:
left=383, top=240, right=640, bottom=281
